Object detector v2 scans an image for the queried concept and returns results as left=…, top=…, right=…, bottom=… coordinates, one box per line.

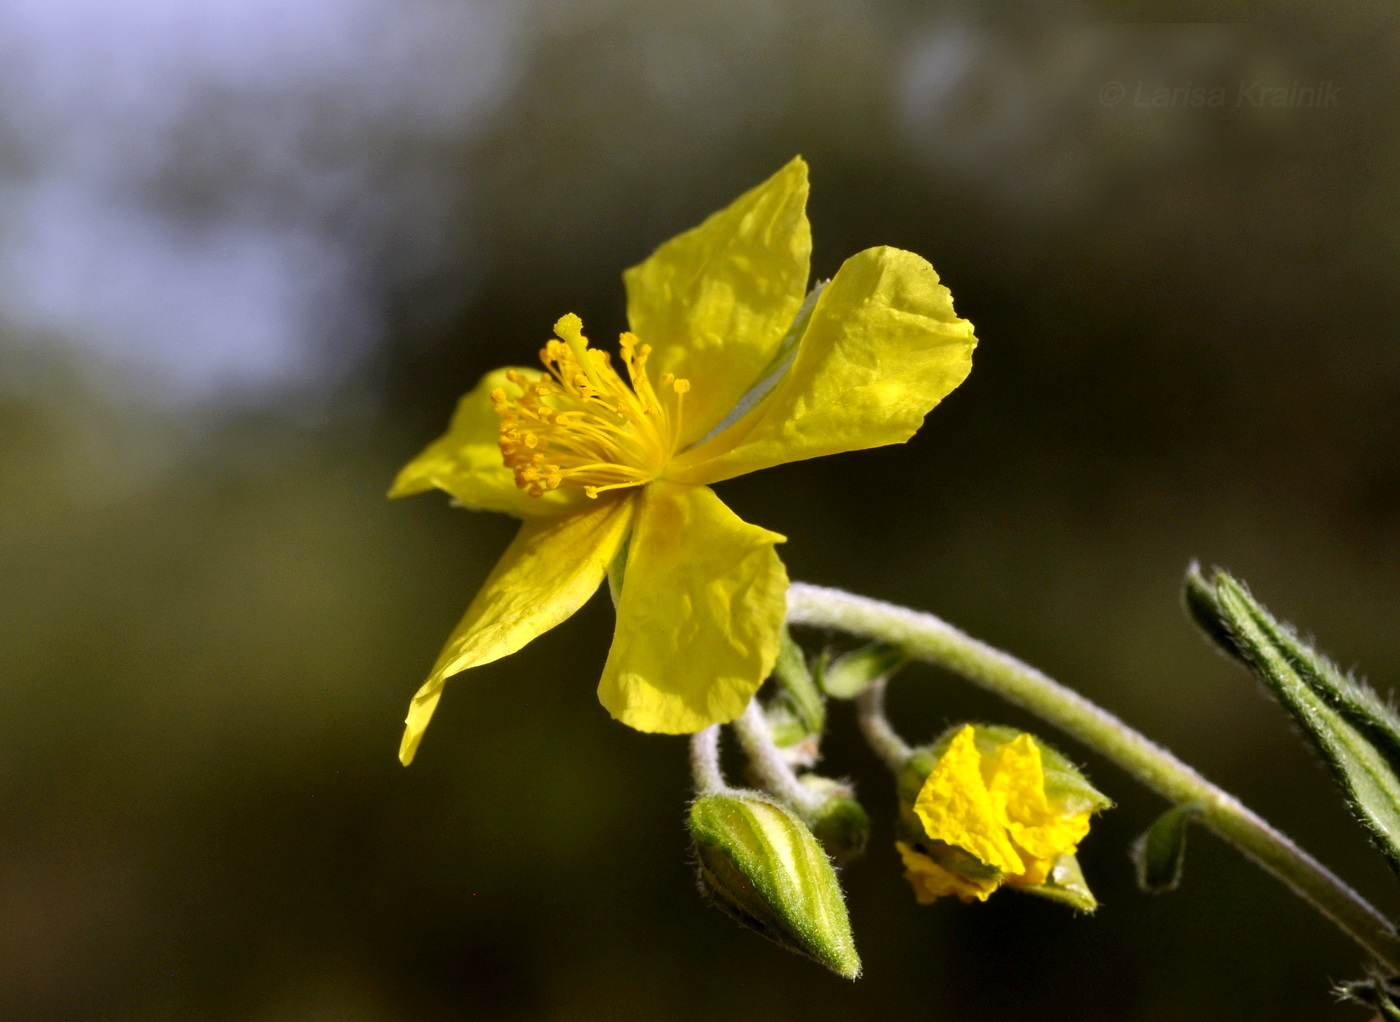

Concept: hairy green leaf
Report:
left=1188, top=566, right=1400, bottom=873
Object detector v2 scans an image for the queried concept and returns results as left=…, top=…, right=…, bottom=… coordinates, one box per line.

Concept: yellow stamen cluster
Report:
left=492, top=313, right=690, bottom=498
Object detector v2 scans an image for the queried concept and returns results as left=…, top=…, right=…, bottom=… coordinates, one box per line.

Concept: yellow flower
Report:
left=389, top=157, right=976, bottom=764
left=897, top=725, right=1108, bottom=905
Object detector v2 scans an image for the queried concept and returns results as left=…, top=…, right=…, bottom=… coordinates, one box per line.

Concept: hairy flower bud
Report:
left=799, top=776, right=872, bottom=866
left=689, top=791, right=861, bottom=978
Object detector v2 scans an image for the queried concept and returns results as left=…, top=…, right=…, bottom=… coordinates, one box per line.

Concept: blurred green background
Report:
left=4, top=1, right=1400, bottom=1019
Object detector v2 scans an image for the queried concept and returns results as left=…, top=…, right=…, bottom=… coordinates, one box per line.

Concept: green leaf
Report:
left=817, top=642, right=909, bottom=699
left=1132, top=803, right=1201, bottom=893
left=1183, top=562, right=1244, bottom=661
left=1189, top=567, right=1400, bottom=873
left=1187, top=564, right=1400, bottom=779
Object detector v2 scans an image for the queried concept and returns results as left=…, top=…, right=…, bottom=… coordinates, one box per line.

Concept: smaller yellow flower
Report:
left=896, top=725, right=1109, bottom=906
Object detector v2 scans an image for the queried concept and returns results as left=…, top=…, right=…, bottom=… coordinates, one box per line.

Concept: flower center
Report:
left=492, top=313, right=690, bottom=499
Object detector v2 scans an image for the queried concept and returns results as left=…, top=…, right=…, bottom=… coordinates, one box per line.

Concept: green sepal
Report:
left=766, top=626, right=826, bottom=747
left=895, top=746, right=941, bottom=844
left=1132, top=803, right=1201, bottom=893
left=817, top=642, right=909, bottom=699
left=689, top=792, right=861, bottom=979
left=1187, top=566, right=1400, bottom=873
left=1015, top=853, right=1098, bottom=913
left=910, top=837, right=1003, bottom=883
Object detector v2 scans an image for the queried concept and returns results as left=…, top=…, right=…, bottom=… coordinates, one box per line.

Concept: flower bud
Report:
left=689, top=791, right=861, bottom=979
left=893, top=724, right=1110, bottom=910
left=799, top=776, right=871, bottom=866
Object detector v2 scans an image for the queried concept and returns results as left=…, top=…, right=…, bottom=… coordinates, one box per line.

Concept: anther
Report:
left=495, top=319, right=693, bottom=498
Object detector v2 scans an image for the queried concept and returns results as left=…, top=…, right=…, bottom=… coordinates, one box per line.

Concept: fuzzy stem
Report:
left=731, top=700, right=825, bottom=815
left=787, top=581, right=1400, bottom=972
left=690, top=725, right=727, bottom=794
left=855, top=678, right=911, bottom=771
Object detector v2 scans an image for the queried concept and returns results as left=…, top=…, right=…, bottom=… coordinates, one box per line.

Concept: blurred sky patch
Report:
left=0, top=0, right=519, bottom=403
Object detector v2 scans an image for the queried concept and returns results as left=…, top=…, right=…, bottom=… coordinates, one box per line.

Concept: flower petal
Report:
left=399, top=495, right=634, bottom=764
left=623, top=157, right=811, bottom=446
left=986, top=735, right=1092, bottom=865
left=896, top=841, right=1000, bottom=904
left=670, top=246, right=976, bottom=484
left=913, top=726, right=1025, bottom=875
left=598, top=481, right=788, bottom=733
left=389, top=367, right=586, bottom=518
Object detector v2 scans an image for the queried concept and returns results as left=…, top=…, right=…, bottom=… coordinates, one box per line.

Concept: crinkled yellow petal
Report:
left=623, top=156, right=811, bottom=447
left=671, top=245, right=976, bottom=485
left=399, top=495, right=634, bottom=764
left=1009, top=848, right=1056, bottom=886
left=913, top=726, right=1025, bottom=875
left=896, top=841, right=999, bottom=905
left=598, top=481, right=788, bottom=733
left=986, top=735, right=1092, bottom=864
left=389, top=366, right=586, bottom=518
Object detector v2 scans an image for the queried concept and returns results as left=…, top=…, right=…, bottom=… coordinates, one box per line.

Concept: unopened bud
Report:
left=799, top=776, right=871, bottom=866
left=689, top=791, right=861, bottom=979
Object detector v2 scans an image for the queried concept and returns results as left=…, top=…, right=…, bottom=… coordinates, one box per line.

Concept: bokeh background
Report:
left=4, top=1, right=1400, bottom=1019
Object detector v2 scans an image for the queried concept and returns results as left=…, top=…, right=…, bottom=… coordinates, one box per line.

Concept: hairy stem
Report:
left=787, top=582, right=1400, bottom=972
left=731, top=700, right=824, bottom=815
left=690, top=725, right=727, bottom=794
left=855, top=678, right=911, bottom=771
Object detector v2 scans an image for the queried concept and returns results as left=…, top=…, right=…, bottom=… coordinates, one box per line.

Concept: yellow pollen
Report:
left=494, top=314, right=692, bottom=498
